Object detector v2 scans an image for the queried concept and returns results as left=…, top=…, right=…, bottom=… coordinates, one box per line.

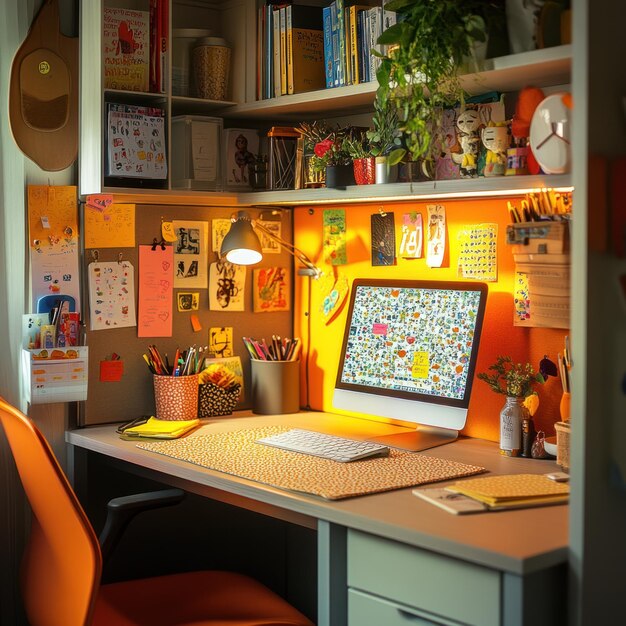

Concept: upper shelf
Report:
left=210, top=44, right=572, bottom=121
left=106, top=174, right=573, bottom=207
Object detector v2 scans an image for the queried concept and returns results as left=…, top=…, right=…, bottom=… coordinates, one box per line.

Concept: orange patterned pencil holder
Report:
left=153, top=374, right=199, bottom=421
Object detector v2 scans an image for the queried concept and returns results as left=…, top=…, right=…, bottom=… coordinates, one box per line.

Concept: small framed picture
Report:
left=223, top=128, right=260, bottom=188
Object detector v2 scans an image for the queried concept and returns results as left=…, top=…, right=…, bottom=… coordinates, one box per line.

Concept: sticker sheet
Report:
left=137, top=244, right=173, bottom=338
left=323, top=209, right=347, bottom=265
left=457, top=223, right=498, bottom=282
left=209, top=260, right=246, bottom=311
left=513, top=271, right=531, bottom=325
left=253, top=267, right=290, bottom=312
left=399, top=212, right=423, bottom=259
left=88, top=261, right=137, bottom=330
left=172, top=220, right=209, bottom=289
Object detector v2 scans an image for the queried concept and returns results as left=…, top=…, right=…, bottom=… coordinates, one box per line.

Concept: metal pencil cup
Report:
left=250, top=360, right=300, bottom=415
left=153, top=374, right=199, bottom=421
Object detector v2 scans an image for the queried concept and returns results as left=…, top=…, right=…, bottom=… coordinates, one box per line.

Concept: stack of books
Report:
left=414, top=473, right=569, bottom=515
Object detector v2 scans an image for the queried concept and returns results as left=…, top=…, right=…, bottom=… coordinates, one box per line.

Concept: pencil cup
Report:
left=250, top=360, right=300, bottom=415
left=153, top=374, right=199, bottom=421
left=559, top=391, right=571, bottom=422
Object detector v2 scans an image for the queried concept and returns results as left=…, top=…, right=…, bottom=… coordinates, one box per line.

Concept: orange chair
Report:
left=0, top=397, right=314, bottom=626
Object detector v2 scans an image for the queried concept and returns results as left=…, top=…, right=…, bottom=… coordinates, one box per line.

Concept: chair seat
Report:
left=92, top=569, right=314, bottom=626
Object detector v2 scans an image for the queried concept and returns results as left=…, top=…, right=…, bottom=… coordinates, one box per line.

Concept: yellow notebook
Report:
left=448, top=474, right=569, bottom=508
left=121, top=417, right=199, bottom=440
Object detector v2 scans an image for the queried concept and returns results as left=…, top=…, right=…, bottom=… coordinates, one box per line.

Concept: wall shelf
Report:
left=102, top=174, right=572, bottom=207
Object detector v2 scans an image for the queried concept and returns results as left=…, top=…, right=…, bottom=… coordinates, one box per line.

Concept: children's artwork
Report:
left=137, top=244, right=173, bottom=337
left=426, top=204, right=446, bottom=268
left=323, top=209, right=347, bottom=265
left=209, top=260, right=246, bottom=311
left=514, top=271, right=531, bottom=325
left=173, top=220, right=208, bottom=289
left=399, top=212, right=423, bottom=259
left=84, top=202, right=135, bottom=248
left=212, top=218, right=232, bottom=254
left=435, top=100, right=506, bottom=180
left=224, top=128, right=259, bottom=188
left=28, top=186, right=81, bottom=313
left=88, top=261, right=137, bottom=330
left=177, top=292, right=199, bottom=312
left=253, top=267, right=290, bottom=312
left=371, top=211, right=396, bottom=266
left=209, top=327, right=233, bottom=358
left=257, top=219, right=282, bottom=253
left=457, top=224, right=498, bottom=282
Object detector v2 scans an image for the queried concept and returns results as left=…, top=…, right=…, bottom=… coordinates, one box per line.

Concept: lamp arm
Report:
left=253, top=220, right=321, bottom=278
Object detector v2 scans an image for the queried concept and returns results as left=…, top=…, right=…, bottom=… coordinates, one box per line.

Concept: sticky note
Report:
left=100, top=360, right=124, bottom=382
left=412, top=351, right=429, bottom=379
left=191, top=314, right=202, bottom=332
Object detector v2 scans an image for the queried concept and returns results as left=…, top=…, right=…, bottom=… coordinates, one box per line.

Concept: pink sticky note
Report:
left=372, top=323, right=388, bottom=335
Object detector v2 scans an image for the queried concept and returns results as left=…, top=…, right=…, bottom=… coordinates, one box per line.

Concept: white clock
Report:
left=529, top=93, right=572, bottom=174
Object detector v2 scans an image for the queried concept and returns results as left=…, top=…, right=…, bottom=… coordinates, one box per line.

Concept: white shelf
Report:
left=102, top=174, right=572, bottom=207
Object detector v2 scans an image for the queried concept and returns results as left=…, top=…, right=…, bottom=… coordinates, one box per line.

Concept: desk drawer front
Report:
left=347, top=530, right=500, bottom=626
left=349, top=589, right=452, bottom=626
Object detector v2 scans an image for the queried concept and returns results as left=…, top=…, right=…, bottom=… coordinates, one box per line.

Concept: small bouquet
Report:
left=298, top=121, right=359, bottom=172
left=477, top=356, right=545, bottom=398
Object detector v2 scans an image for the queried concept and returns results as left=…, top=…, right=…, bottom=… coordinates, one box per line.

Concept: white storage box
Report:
left=22, top=347, right=88, bottom=404
left=516, top=262, right=570, bottom=297
left=171, top=115, right=223, bottom=190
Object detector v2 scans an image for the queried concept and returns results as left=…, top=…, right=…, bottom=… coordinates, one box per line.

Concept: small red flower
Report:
left=314, top=138, right=334, bottom=158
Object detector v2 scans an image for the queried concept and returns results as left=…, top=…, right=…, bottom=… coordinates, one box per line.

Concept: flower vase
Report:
left=353, top=157, right=376, bottom=185
left=499, top=396, right=528, bottom=456
left=325, top=164, right=355, bottom=188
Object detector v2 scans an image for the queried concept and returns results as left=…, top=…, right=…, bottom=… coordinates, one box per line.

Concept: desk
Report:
left=66, top=411, right=568, bottom=626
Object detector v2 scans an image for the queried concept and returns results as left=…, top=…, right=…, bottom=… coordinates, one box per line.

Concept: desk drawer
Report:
left=349, top=589, right=448, bottom=626
left=347, top=530, right=500, bottom=626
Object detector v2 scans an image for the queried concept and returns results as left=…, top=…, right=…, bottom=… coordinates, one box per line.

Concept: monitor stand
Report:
left=368, top=425, right=458, bottom=452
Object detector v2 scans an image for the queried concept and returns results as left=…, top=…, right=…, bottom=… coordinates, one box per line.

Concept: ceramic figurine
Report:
left=452, top=108, right=481, bottom=178
left=481, top=121, right=510, bottom=177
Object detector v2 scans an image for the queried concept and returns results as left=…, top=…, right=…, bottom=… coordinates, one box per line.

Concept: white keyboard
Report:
left=256, top=429, right=390, bottom=463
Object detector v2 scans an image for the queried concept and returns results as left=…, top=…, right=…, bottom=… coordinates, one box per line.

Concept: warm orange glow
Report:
left=294, top=197, right=567, bottom=443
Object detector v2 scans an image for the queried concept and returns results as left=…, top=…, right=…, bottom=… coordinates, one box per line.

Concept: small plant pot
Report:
left=353, top=157, right=376, bottom=185
left=374, top=156, right=398, bottom=184
left=325, top=164, right=355, bottom=188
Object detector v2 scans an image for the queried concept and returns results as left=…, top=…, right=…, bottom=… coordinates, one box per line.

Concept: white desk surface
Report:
left=66, top=410, right=568, bottom=577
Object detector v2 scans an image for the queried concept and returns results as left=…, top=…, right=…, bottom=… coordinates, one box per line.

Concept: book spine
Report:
left=265, top=6, right=273, bottom=99
left=330, top=2, right=339, bottom=87
left=273, top=8, right=281, bottom=97
left=336, top=0, right=346, bottom=86
left=357, top=9, right=365, bottom=83
left=349, top=6, right=358, bottom=85
left=149, top=0, right=158, bottom=92
left=279, top=6, right=287, bottom=95
left=257, top=6, right=264, bottom=100
left=322, top=6, right=333, bottom=88
left=368, top=7, right=382, bottom=83
left=159, top=0, right=167, bottom=94
left=286, top=5, right=294, bottom=94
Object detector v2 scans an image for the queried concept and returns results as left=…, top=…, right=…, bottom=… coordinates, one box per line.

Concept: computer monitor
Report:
left=333, top=279, right=488, bottom=451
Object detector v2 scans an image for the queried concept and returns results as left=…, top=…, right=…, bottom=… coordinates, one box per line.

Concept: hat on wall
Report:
left=9, top=0, right=78, bottom=171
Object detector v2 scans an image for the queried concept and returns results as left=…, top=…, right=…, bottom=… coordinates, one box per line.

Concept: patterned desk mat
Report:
left=137, top=426, right=485, bottom=500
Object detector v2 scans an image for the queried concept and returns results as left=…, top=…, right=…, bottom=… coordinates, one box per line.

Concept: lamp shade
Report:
left=220, top=212, right=263, bottom=265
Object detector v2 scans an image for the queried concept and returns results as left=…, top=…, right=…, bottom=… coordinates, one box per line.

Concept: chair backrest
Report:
left=0, top=398, right=101, bottom=626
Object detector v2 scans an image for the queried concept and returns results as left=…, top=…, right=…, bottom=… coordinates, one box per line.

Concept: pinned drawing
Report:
left=212, top=218, right=233, bottom=254
left=426, top=204, right=446, bottom=268
left=399, top=212, right=423, bottom=259
left=209, top=327, right=233, bottom=358
left=172, top=220, right=208, bottom=288
left=209, top=259, right=246, bottom=311
left=253, top=267, right=290, bottom=312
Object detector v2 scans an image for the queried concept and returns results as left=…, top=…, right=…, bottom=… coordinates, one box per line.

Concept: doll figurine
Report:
left=481, top=121, right=511, bottom=177
left=452, top=108, right=481, bottom=178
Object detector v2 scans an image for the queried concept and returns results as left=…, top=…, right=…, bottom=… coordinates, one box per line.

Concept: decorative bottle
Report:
left=500, top=396, right=528, bottom=456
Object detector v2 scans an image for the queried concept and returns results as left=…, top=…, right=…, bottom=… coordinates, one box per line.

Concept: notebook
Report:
left=120, top=416, right=199, bottom=440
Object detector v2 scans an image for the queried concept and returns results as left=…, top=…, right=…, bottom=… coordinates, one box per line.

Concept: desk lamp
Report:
left=220, top=210, right=321, bottom=278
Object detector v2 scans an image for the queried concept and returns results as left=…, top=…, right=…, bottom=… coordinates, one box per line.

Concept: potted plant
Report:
left=366, top=90, right=404, bottom=184
left=297, top=122, right=356, bottom=188
left=478, top=356, right=545, bottom=457
left=343, top=130, right=376, bottom=185
left=375, top=0, right=490, bottom=177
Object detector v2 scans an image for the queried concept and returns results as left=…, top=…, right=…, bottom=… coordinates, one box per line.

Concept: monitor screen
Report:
left=333, top=279, right=488, bottom=450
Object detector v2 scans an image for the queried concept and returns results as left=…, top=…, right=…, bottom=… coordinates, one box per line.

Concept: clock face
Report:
left=529, top=93, right=572, bottom=175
